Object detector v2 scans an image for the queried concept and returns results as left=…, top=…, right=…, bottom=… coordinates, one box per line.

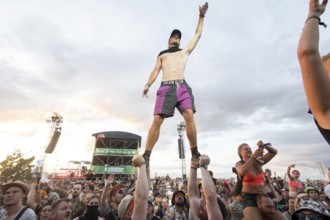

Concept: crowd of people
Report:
left=0, top=152, right=330, bottom=220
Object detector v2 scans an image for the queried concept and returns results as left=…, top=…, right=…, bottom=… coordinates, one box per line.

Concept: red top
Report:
left=288, top=180, right=304, bottom=190
left=243, top=172, right=264, bottom=186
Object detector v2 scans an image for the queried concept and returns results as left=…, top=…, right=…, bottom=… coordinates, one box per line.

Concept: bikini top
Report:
left=243, top=172, right=264, bottom=186
left=288, top=180, right=304, bottom=190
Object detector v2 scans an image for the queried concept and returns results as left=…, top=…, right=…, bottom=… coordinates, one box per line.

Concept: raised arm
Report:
left=187, top=159, right=200, bottom=220
left=287, top=164, right=295, bottom=181
left=199, top=155, right=223, bottom=220
left=257, top=141, right=278, bottom=165
left=132, top=155, right=148, bottom=220
left=99, top=174, right=115, bottom=216
left=184, top=2, right=209, bottom=55
left=297, top=0, right=330, bottom=129
left=26, top=179, right=40, bottom=211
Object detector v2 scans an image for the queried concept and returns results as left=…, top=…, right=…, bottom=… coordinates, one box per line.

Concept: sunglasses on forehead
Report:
left=294, top=212, right=322, bottom=220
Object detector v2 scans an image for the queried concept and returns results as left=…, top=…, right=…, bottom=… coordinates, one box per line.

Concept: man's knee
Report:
left=182, top=109, right=194, bottom=121
left=153, top=115, right=165, bottom=126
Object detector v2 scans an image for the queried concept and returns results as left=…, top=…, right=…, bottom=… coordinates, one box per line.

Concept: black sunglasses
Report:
left=294, top=212, right=322, bottom=220
left=117, top=189, right=127, bottom=195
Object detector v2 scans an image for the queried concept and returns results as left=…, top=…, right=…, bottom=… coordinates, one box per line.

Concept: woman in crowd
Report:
left=38, top=201, right=52, bottom=220
left=297, top=0, right=330, bottom=145
left=235, top=140, right=278, bottom=220
left=74, top=195, right=105, bottom=220
left=287, top=164, right=304, bottom=198
left=264, top=169, right=281, bottom=204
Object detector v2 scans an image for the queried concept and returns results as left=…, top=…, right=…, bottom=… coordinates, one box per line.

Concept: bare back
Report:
left=160, top=49, right=189, bottom=81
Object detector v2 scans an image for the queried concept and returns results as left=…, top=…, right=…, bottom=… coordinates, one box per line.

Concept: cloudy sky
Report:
left=0, top=0, right=329, bottom=180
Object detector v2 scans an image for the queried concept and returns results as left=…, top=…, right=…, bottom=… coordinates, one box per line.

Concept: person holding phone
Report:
left=235, top=141, right=278, bottom=220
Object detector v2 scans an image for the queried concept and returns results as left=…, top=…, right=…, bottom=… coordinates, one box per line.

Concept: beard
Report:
left=171, top=42, right=180, bottom=48
left=175, top=199, right=185, bottom=207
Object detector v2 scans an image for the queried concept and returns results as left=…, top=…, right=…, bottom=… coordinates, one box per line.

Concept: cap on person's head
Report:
left=118, top=194, right=134, bottom=219
left=281, top=188, right=289, bottom=192
left=110, top=184, right=126, bottom=198
left=169, top=29, right=182, bottom=40
left=304, top=186, right=319, bottom=194
left=2, top=180, right=29, bottom=194
left=292, top=199, right=330, bottom=220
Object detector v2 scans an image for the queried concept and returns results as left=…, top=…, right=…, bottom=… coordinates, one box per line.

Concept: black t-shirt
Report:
left=277, top=198, right=288, bottom=212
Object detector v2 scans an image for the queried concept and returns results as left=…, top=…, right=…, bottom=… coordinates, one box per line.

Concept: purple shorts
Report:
left=154, top=80, right=196, bottom=118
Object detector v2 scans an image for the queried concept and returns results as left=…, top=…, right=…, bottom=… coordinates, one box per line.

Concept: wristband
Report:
left=305, top=15, right=327, bottom=28
left=199, top=14, right=205, bottom=18
left=145, top=83, right=150, bottom=87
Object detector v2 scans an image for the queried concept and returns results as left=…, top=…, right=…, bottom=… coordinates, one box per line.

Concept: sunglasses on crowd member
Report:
left=117, top=189, right=127, bottom=195
left=294, top=212, right=323, bottom=220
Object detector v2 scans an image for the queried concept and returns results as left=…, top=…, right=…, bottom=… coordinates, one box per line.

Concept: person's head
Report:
left=147, top=200, right=154, bottom=216
left=161, top=197, right=169, bottom=209
left=85, top=195, right=100, bottom=215
left=82, top=192, right=94, bottom=205
left=256, top=193, right=276, bottom=217
left=51, top=198, right=72, bottom=220
left=319, top=193, right=327, bottom=202
left=40, top=191, right=60, bottom=208
left=292, top=170, right=301, bottom=178
left=39, top=202, right=52, bottom=220
left=286, top=196, right=296, bottom=210
left=281, top=188, right=289, bottom=200
left=237, top=143, right=251, bottom=160
left=168, top=29, right=181, bottom=48
left=72, top=184, right=82, bottom=198
left=305, top=187, right=319, bottom=201
left=172, top=190, right=186, bottom=207
left=2, top=180, right=29, bottom=207
left=118, top=194, right=134, bottom=220
left=221, top=190, right=229, bottom=199
left=110, top=184, right=127, bottom=205
left=292, top=199, right=330, bottom=220
left=231, top=190, right=242, bottom=202
left=154, top=191, right=162, bottom=204
left=264, top=169, right=272, bottom=178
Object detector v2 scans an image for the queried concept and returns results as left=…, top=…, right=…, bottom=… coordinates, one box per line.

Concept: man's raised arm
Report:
left=185, top=2, right=209, bottom=54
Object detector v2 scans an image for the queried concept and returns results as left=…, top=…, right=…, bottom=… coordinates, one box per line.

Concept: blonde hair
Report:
left=237, top=143, right=248, bottom=160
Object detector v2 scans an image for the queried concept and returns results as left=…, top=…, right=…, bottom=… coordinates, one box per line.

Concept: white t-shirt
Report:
left=0, top=206, right=37, bottom=220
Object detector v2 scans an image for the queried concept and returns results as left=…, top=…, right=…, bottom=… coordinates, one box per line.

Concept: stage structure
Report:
left=37, top=112, right=63, bottom=173
left=91, top=131, right=141, bottom=183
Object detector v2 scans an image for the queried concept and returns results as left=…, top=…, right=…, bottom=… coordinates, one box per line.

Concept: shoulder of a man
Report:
left=20, top=207, right=37, bottom=220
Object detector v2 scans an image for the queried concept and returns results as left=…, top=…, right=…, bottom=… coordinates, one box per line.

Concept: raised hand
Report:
left=309, top=0, right=328, bottom=16
left=199, top=2, right=209, bottom=16
left=132, top=155, right=145, bottom=167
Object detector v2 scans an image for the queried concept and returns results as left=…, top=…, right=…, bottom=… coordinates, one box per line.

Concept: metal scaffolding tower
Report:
left=177, top=121, right=187, bottom=179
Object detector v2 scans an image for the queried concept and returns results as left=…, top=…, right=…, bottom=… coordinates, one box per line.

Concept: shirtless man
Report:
left=142, top=2, right=209, bottom=182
